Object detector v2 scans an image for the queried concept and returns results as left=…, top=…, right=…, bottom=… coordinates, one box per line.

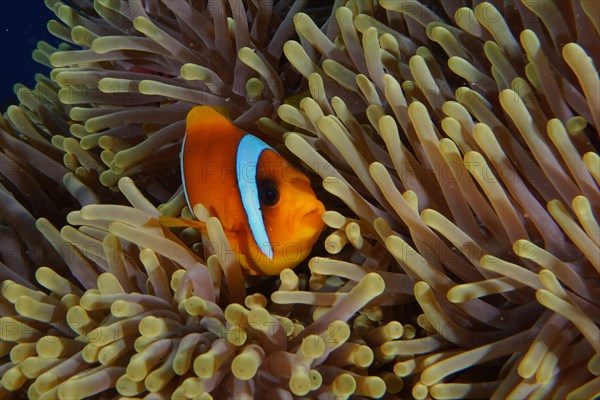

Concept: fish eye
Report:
left=258, top=180, right=279, bottom=207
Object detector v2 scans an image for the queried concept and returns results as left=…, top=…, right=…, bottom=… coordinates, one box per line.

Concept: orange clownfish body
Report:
left=179, top=106, right=325, bottom=275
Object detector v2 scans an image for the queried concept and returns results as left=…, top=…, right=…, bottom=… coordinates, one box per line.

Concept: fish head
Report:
left=247, top=149, right=325, bottom=275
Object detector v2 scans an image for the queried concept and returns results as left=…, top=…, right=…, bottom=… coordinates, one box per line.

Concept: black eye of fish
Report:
left=259, top=180, right=279, bottom=206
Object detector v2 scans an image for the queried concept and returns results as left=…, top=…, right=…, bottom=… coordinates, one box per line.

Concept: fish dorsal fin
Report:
left=186, top=106, right=234, bottom=134
left=182, top=105, right=238, bottom=212
left=236, top=135, right=275, bottom=260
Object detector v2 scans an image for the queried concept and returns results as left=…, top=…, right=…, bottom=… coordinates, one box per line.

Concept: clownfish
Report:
left=162, top=106, right=325, bottom=276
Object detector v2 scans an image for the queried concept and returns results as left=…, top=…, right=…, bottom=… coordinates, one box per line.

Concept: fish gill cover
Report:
left=0, top=0, right=599, bottom=399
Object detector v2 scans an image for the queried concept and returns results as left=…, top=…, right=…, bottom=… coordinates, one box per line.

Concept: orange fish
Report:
left=163, top=106, right=325, bottom=275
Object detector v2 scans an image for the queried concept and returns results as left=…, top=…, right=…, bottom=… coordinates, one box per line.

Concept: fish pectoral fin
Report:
left=159, top=216, right=207, bottom=232
left=159, top=216, right=238, bottom=236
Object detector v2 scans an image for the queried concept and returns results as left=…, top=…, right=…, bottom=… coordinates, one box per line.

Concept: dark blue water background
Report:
left=0, top=1, right=338, bottom=111
left=0, top=2, right=60, bottom=110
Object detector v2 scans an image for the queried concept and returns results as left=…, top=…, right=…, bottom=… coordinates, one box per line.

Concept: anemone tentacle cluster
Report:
left=1, top=0, right=599, bottom=399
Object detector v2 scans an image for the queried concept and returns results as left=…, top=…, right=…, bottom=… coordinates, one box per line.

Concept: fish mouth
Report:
left=298, top=201, right=326, bottom=232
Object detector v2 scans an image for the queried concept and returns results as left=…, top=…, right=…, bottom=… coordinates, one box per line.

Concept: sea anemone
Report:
left=1, top=0, right=599, bottom=399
